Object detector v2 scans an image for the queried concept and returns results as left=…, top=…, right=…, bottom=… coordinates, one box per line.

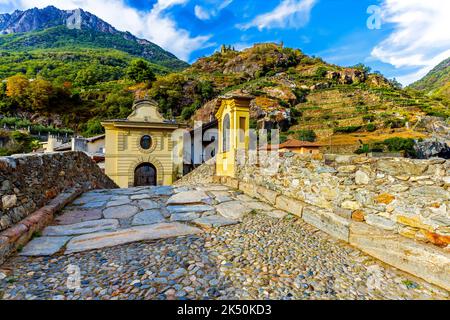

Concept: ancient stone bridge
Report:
left=0, top=152, right=449, bottom=300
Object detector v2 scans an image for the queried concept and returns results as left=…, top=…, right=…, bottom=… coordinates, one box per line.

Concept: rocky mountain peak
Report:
left=0, top=5, right=118, bottom=35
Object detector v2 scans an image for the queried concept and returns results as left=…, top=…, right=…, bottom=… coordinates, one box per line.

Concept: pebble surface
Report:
left=1, top=214, right=448, bottom=300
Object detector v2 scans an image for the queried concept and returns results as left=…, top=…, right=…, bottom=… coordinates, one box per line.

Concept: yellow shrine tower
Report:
left=215, top=94, right=252, bottom=177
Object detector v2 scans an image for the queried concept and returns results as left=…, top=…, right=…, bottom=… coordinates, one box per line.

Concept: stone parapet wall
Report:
left=0, top=152, right=117, bottom=232
left=237, top=153, right=449, bottom=248
left=210, top=153, right=449, bottom=290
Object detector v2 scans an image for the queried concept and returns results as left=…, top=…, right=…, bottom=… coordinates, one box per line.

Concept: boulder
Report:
left=414, top=139, right=450, bottom=159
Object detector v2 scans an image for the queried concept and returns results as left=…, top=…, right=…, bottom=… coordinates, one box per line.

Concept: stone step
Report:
left=65, top=223, right=203, bottom=254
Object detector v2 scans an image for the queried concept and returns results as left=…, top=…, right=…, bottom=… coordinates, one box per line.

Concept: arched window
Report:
left=222, top=114, right=230, bottom=152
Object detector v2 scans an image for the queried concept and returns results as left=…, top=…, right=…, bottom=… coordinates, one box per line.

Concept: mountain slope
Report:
left=0, top=6, right=188, bottom=70
left=409, top=57, right=450, bottom=107
left=409, top=57, right=450, bottom=92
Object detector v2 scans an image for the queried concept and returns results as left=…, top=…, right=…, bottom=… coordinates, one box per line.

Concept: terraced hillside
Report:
left=146, top=43, right=448, bottom=153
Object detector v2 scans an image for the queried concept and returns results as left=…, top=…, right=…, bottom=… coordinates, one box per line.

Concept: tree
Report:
left=83, top=118, right=104, bottom=137
left=27, top=79, right=54, bottom=111
left=101, top=92, right=134, bottom=118
left=6, top=74, right=29, bottom=98
left=126, top=59, right=156, bottom=84
left=389, top=78, right=403, bottom=89
left=352, top=63, right=372, bottom=74
left=196, top=81, right=214, bottom=101
left=75, top=66, right=100, bottom=86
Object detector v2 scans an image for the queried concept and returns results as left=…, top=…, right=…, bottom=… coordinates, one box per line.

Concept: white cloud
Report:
left=1, top=0, right=213, bottom=61
left=194, top=0, right=232, bottom=21
left=371, top=0, right=450, bottom=85
left=239, top=0, right=317, bottom=31
left=194, top=5, right=210, bottom=20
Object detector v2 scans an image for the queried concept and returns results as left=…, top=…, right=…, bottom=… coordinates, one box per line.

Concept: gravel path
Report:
left=1, top=214, right=448, bottom=300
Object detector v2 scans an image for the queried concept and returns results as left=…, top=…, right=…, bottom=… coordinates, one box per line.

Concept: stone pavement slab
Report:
left=72, top=195, right=111, bottom=205
left=131, top=194, right=152, bottom=200
left=103, top=205, right=139, bottom=219
left=167, top=191, right=210, bottom=205
left=106, top=199, right=131, bottom=207
left=132, top=210, right=165, bottom=226
left=193, top=215, right=239, bottom=228
left=19, top=236, right=71, bottom=256
left=167, top=204, right=215, bottom=213
left=54, top=209, right=103, bottom=225
left=152, top=186, right=174, bottom=196
left=216, top=201, right=252, bottom=220
left=42, top=219, right=119, bottom=236
left=170, top=212, right=201, bottom=222
left=137, top=199, right=160, bottom=210
left=65, top=223, right=203, bottom=254
left=79, top=201, right=107, bottom=209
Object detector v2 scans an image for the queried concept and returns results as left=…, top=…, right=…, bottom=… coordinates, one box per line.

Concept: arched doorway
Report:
left=134, top=163, right=157, bottom=187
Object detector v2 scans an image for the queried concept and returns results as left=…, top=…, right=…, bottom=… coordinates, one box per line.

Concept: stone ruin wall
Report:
left=0, top=151, right=117, bottom=232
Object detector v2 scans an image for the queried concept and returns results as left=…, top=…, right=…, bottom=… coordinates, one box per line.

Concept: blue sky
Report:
left=1, top=0, right=450, bottom=85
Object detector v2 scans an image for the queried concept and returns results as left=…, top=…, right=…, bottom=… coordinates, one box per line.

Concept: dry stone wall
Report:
left=0, top=151, right=117, bottom=232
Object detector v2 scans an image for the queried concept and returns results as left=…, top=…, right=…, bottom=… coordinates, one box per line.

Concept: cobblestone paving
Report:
left=0, top=185, right=448, bottom=300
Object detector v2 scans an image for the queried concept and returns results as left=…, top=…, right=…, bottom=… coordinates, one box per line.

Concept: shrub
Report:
left=315, top=66, right=328, bottom=78
left=295, top=129, right=317, bottom=142
left=290, top=108, right=302, bottom=118
left=292, top=88, right=309, bottom=103
left=355, top=144, right=370, bottom=154
left=333, top=125, right=362, bottom=134
left=363, top=114, right=375, bottom=122
left=366, top=123, right=377, bottom=132
left=279, top=100, right=290, bottom=108
left=383, top=137, right=416, bottom=157
left=384, top=118, right=406, bottom=129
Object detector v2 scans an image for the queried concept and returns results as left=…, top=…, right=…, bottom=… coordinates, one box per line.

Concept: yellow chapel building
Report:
left=101, top=99, right=187, bottom=188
